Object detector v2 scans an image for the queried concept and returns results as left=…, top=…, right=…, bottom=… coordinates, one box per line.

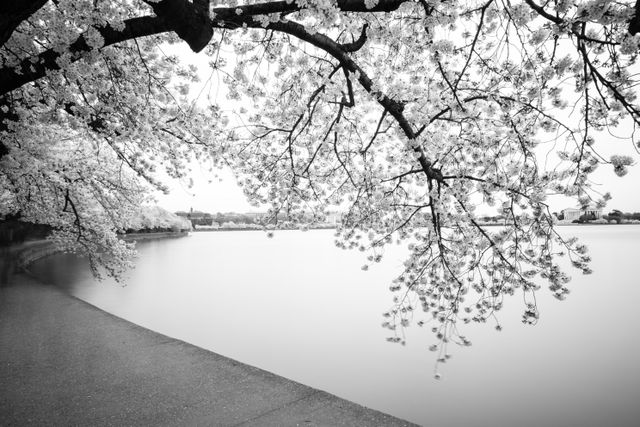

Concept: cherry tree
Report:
left=2, top=0, right=640, bottom=365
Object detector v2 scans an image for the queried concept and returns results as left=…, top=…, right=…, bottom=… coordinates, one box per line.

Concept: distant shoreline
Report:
left=192, top=222, right=640, bottom=232
left=123, top=231, right=190, bottom=240
left=192, top=226, right=337, bottom=232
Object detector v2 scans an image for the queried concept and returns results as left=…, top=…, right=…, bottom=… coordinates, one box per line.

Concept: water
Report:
left=30, top=226, right=640, bottom=426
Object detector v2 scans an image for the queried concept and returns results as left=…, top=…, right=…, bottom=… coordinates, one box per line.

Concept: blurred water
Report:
left=30, top=226, right=640, bottom=427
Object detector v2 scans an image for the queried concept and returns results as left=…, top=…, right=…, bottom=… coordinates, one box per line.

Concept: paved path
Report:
left=0, top=272, right=416, bottom=426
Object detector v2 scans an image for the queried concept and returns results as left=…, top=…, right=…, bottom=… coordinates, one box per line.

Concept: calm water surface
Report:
left=30, top=226, right=640, bottom=427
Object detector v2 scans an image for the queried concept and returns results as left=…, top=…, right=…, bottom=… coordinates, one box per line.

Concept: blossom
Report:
left=1, top=0, right=638, bottom=371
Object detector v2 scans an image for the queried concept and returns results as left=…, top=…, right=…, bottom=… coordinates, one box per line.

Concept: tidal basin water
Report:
left=30, top=226, right=640, bottom=427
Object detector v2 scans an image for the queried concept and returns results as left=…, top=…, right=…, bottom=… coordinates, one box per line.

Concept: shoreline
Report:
left=122, top=230, right=190, bottom=240
left=0, top=243, right=416, bottom=426
left=5, top=231, right=189, bottom=270
left=192, top=222, right=640, bottom=231
left=192, top=226, right=337, bottom=232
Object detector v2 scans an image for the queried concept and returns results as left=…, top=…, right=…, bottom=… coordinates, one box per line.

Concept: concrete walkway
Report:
left=0, top=272, right=416, bottom=426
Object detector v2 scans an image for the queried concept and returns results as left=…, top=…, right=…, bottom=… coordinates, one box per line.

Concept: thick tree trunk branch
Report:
left=629, top=0, right=640, bottom=34
left=213, top=0, right=406, bottom=18
left=0, top=0, right=411, bottom=96
left=0, top=16, right=170, bottom=96
left=143, top=0, right=212, bottom=52
left=523, top=0, right=562, bottom=25
left=341, top=24, right=369, bottom=52
left=0, top=0, right=49, bottom=46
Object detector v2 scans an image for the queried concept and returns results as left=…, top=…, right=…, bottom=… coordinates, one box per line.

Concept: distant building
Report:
left=561, top=206, right=602, bottom=221
left=324, top=211, right=341, bottom=225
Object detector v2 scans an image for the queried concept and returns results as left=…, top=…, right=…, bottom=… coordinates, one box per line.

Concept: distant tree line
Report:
left=126, top=206, right=191, bottom=233
left=602, top=210, right=640, bottom=224
left=477, top=215, right=506, bottom=224
left=176, top=210, right=340, bottom=229
left=175, top=211, right=261, bottom=228
left=564, top=210, right=640, bottom=224
left=212, top=212, right=258, bottom=226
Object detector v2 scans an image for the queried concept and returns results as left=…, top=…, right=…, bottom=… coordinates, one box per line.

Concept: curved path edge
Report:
left=0, top=270, right=417, bottom=426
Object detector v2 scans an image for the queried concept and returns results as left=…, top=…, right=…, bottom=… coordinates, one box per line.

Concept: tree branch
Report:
left=341, top=24, right=369, bottom=52
left=0, top=0, right=48, bottom=46
left=212, top=0, right=407, bottom=18
left=0, top=16, right=170, bottom=96
left=630, top=0, right=640, bottom=35
left=143, top=0, right=212, bottom=52
left=0, top=1, right=411, bottom=96
left=244, top=18, right=445, bottom=183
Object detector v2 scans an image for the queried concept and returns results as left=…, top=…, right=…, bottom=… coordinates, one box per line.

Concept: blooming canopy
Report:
left=1, top=0, right=639, bottom=364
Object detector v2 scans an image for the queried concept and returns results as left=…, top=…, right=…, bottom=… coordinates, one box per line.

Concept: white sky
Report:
left=155, top=167, right=255, bottom=213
